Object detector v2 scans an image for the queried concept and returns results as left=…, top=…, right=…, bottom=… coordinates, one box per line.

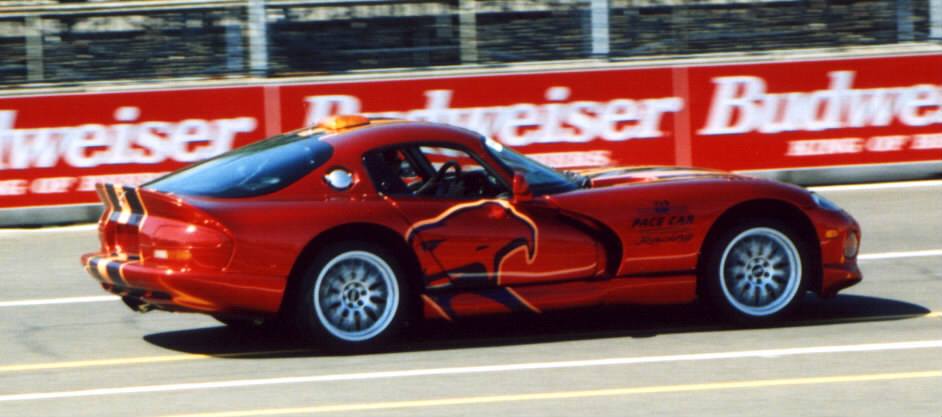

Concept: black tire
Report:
left=702, top=218, right=811, bottom=323
left=293, top=241, right=411, bottom=352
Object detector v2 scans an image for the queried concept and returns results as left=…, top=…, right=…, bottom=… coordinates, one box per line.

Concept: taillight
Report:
left=142, top=222, right=232, bottom=270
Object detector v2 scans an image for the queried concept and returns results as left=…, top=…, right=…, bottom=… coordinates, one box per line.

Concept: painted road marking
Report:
left=0, top=349, right=308, bottom=374
left=0, top=340, right=939, bottom=403
left=160, top=370, right=942, bottom=417
left=809, top=179, right=942, bottom=192
left=0, top=313, right=937, bottom=376
left=858, top=249, right=942, bottom=261
left=0, top=312, right=938, bottom=376
left=0, top=295, right=119, bottom=308
left=0, top=223, right=97, bottom=237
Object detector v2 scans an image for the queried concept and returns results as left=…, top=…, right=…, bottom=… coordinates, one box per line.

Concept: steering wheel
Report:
left=414, top=161, right=462, bottom=196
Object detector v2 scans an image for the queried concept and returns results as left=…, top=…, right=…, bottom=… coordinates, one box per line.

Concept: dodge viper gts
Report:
left=82, top=115, right=862, bottom=350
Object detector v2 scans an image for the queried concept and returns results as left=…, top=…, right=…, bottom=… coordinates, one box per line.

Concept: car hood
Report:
left=576, top=166, right=741, bottom=188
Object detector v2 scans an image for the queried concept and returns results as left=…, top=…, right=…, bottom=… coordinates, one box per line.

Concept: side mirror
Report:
left=512, top=173, right=532, bottom=203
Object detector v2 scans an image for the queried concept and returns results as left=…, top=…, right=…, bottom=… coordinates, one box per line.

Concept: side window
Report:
left=413, top=145, right=507, bottom=199
left=363, top=144, right=508, bottom=199
left=384, top=148, right=423, bottom=188
left=363, top=147, right=423, bottom=196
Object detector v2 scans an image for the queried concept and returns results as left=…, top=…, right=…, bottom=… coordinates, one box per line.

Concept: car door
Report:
left=363, top=142, right=602, bottom=291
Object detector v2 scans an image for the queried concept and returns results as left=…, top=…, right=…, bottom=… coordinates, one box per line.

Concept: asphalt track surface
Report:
left=0, top=181, right=940, bottom=417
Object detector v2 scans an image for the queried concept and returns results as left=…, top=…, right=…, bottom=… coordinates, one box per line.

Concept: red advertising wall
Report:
left=686, top=54, right=942, bottom=170
left=0, top=87, right=266, bottom=208
left=277, top=67, right=680, bottom=169
left=1, top=53, right=940, bottom=209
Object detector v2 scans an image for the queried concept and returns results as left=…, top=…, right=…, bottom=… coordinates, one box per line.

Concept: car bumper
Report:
left=809, top=208, right=863, bottom=297
left=81, top=252, right=285, bottom=315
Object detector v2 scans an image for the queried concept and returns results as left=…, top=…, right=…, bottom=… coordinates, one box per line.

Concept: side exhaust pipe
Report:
left=122, top=296, right=155, bottom=313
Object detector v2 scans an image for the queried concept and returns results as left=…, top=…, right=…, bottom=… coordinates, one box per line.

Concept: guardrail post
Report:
left=590, top=0, right=610, bottom=57
left=897, top=0, right=914, bottom=41
left=459, top=0, right=478, bottom=63
left=24, top=15, right=44, bottom=82
left=225, top=9, right=245, bottom=75
left=931, top=0, right=942, bottom=39
left=247, top=0, right=269, bottom=76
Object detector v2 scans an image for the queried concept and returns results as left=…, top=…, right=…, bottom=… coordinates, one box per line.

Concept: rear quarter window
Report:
left=147, top=132, right=332, bottom=198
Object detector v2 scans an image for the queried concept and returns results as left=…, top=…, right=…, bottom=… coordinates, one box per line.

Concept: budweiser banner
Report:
left=688, top=54, right=942, bottom=170
left=1, top=53, right=940, bottom=209
left=0, top=87, right=266, bottom=208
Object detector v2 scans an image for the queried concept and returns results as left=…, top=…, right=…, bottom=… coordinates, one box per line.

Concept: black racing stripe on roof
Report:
left=104, top=184, right=120, bottom=210
left=105, top=185, right=122, bottom=222
left=124, top=186, right=144, bottom=214
left=124, top=187, right=145, bottom=226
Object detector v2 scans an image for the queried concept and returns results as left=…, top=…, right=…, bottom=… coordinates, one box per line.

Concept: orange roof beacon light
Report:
left=318, top=114, right=370, bottom=131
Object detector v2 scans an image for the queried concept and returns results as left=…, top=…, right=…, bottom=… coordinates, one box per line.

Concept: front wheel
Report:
left=294, top=242, right=410, bottom=352
left=703, top=220, right=810, bottom=322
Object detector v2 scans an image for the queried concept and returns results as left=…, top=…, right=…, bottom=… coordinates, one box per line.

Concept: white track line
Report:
left=0, top=339, right=938, bottom=403
left=0, top=295, right=119, bottom=308
left=858, top=249, right=942, bottom=261
left=809, top=179, right=942, bottom=192
left=0, top=223, right=97, bottom=237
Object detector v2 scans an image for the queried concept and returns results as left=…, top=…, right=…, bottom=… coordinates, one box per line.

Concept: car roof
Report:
left=315, top=115, right=486, bottom=153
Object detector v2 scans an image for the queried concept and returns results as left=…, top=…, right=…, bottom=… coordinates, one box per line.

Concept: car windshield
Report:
left=146, top=130, right=332, bottom=198
left=483, top=137, right=584, bottom=195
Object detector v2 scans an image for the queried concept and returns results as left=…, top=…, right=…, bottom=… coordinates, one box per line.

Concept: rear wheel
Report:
left=704, top=219, right=809, bottom=322
left=294, top=242, right=410, bottom=352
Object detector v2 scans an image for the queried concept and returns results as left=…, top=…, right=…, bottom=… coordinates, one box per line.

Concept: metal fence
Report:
left=0, top=0, right=939, bottom=86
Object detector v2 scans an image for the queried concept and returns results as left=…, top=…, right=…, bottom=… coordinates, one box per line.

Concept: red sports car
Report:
left=82, top=115, right=862, bottom=350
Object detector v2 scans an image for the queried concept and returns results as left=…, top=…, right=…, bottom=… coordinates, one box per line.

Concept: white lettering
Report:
left=865, top=135, right=908, bottom=152
left=77, top=172, right=167, bottom=191
left=65, top=124, right=109, bottom=168
left=527, top=150, right=612, bottom=168
left=9, top=128, right=61, bottom=169
left=30, top=176, right=77, bottom=194
left=636, top=97, right=684, bottom=138
left=0, top=179, right=27, bottom=196
left=898, top=85, right=942, bottom=127
left=499, top=104, right=541, bottom=146
left=786, top=138, right=863, bottom=156
left=303, top=86, right=683, bottom=146
left=700, top=71, right=942, bottom=135
left=912, top=133, right=942, bottom=149
left=170, top=119, right=213, bottom=162
left=699, top=76, right=765, bottom=135
left=846, top=89, right=895, bottom=128
left=566, top=101, right=603, bottom=143
left=0, top=108, right=259, bottom=170
left=601, top=99, right=640, bottom=141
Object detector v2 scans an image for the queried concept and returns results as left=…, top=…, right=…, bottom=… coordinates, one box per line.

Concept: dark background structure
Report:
left=0, top=0, right=936, bottom=85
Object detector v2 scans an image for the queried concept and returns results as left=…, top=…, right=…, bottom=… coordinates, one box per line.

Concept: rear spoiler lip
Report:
left=96, top=183, right=147, bottom=227
left=96, top=183, right=232, bottom=236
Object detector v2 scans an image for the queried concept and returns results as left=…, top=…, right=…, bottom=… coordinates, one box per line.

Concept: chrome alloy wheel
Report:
left=718, top=227, right=802, bottom=317
left=313, top=251, right=399, bottom=342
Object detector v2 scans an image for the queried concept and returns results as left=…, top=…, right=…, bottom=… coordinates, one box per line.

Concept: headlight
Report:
left=811, top=192, right=842, bottom=211
left=844, top=232, right=860, bottom=258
